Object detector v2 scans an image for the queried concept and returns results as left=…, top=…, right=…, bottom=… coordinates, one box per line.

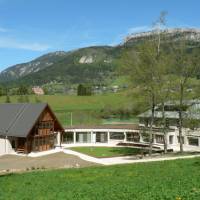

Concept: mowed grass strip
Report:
left=1, top=158, right=200, bottom=199
left=69, top=147, right=144, bottom=158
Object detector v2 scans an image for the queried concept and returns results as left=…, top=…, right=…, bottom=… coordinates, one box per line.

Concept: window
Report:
left=38, top=121, right=53, bottom=129
left=110, top=132, right=124, bottom=140
left=96, top=132, right=108, bottom=143
left=141, top=132, right=150, bottom=142
left=63, top=132, right=73, bottom=143
left=76, top=132, right=91, bottom=143
left=127, top=133, right=140, bottom=142
left=155, top=135, right=164, bottom=144
left=177, top=136, right=184, bottom=144
left=188, top=137, right=199, bottom=146
left=169, top=135, right=174, bottom=144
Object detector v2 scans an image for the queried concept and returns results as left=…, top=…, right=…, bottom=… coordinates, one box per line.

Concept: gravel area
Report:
left=0, top=152, right=98, bottom=171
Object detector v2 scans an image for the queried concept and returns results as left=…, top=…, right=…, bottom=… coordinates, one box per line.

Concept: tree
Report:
left=122, top=12, right=170, bottom=155
left=152, top=11, right=173, bottom=154
left=122, top=40, right=162, bottom=156
left=0, top=86, right=3, bottom=97
left=17, top=85, right=29, bottom=95
left=170, top=42, right=200, bottom=153
left=77, top=84, right=92, bottom=96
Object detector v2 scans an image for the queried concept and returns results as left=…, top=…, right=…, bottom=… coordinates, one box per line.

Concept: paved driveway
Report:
left=0, top=152, right=97, bottom=171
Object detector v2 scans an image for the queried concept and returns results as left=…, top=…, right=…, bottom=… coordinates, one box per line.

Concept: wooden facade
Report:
left=15, top=105, right=63, bottom=154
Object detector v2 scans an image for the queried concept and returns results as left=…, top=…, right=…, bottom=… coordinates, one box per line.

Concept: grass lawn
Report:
left=0, top=93, right=139, bottom=126
left=69, top=147, right=148, bottom=158
left=0, top=93, right=129, bottom=112
left=1, top=158, right=200, bottom=199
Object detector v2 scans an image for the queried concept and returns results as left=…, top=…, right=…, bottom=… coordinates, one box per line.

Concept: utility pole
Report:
left=70, top=112, right=73, bottom=127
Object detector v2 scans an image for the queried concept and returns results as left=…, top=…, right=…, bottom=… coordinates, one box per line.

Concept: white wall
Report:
left=0, top=137, right=14, bottom=156
left=56, top=132, right=61, bottom=146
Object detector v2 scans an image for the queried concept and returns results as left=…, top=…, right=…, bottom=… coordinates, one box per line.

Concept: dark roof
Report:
left=0, top=103, right=47, bottom=137
left=138, top=100, right=200, bottom=120
left=65, top=124, right=139, bottom=130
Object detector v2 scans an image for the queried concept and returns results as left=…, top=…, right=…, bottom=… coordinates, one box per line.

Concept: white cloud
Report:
left=0, top=37, right=50, bottom=51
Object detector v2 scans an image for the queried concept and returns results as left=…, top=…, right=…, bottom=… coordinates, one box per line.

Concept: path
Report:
left=63, top=149, right=200, bottom=165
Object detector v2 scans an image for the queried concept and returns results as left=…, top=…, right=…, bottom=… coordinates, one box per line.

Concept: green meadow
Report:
left=1, top=157, right=200, bottom=200
left=0, top=93, right=127, bottom=111
left=0, top=93, right=140, bottom=126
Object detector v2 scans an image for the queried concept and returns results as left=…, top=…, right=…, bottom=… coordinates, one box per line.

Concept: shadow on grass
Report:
left=105, top=147, right=159, bottom=157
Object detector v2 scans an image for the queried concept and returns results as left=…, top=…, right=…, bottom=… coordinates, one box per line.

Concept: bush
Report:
left=77, top=84, right=92, bottom=96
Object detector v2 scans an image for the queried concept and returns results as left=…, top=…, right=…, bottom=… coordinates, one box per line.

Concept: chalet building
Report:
left=0, top=103, right=64, bottom=155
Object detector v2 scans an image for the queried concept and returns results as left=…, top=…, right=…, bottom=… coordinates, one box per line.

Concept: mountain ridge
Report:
left=1, top=28, right=200, bottom=87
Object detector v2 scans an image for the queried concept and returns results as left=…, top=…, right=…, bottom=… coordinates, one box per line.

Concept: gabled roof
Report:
left=0, top=103, right=49, bottom=137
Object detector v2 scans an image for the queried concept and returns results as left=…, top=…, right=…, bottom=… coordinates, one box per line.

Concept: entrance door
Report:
left=17, top=138, right=26, bottom=153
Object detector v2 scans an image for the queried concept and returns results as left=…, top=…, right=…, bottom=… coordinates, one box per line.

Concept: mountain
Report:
left=0, top=46, right=123, bottom=86
left=124, top=28, right=200, bottom=44
left=0, top=51, right=68, bottom=82
left=1, top=28, right=200, bottom=87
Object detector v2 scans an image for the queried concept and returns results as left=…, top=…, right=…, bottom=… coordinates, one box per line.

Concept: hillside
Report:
left=1, top=28, right=200, bottom=87
left=0, top=46, right=124, bottom=87
left=0, top=51, right=69, bottom=82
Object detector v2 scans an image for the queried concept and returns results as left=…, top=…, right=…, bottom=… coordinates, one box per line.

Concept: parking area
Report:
left=0, top=152, right=98, bottom=171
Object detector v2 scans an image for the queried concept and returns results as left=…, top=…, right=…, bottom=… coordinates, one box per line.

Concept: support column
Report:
left=153, top=134, right=156, bottom=144
left=174, top=131, right=179, bottom=145
left=92, top=132, right=96, bottom=143
left=139, top=133, right=143, bottom=143
left=57, top=132, right=61, bottom=147
left=90, top=132, right=93, bottom=143
left=107, top=132, right=110, bottom=143
left=73, top=132, right=76, bottom=144
left=5, top=136, right=7, bottom=154
left=124, top=132, right=127, bottom=142
left=185, top=136, right=188, bottom=146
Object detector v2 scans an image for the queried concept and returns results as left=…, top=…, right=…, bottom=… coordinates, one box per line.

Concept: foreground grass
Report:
left=69, top=147, right=145, bottom=158
left=1, top=158, right=200, bottom=199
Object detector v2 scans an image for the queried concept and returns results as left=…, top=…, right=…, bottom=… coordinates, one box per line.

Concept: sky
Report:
left=0, top=0, right=200, bottom=71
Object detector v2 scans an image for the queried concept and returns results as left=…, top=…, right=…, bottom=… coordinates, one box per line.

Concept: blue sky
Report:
left=0, top=0, right=200, bottom=71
